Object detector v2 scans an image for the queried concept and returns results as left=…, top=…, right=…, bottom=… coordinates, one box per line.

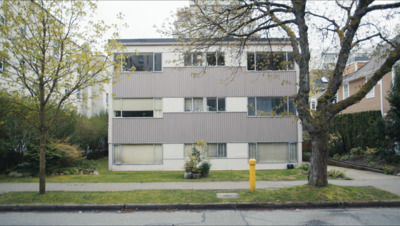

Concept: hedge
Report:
left=330, top=111, right=385, bottom=152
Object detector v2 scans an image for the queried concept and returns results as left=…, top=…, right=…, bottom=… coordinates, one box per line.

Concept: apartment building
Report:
left=109, top=38, right=302, bottom=171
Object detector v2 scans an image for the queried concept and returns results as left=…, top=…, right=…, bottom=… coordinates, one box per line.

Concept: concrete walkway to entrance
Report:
left=0, top=166, right=399, bottom=196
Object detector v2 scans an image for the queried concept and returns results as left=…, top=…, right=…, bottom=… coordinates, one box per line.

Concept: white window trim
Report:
left=113, top=144, right=163, bottom=165
left=343, top=83, right=350, bottom=99
left=206, top=52, right=225, bottom=67
left=365, top=78, right=375, bottom=99
left=121, top=52, right=162, bottom=72
left=207, top=143, right=227, bottom=158
left=246, top=51, right=295, bottom=72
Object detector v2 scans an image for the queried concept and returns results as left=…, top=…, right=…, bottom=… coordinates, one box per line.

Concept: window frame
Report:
left=184, top=52, right=203, bottom=67
left=120, top=52, right=162, bottom=72
left=365, top=78, right=375, bottom=99
left=207, top=143, right=227, bottom=158
left=248, top=142, right=297, bottom=163
left=343, top=83, right=350, bottom=99
left=113, top=98, right=163, bottom=118
left=247, top=52, right=295, bottom=71
left=206, top=97, right=226, bottom=112
left=247, top=97, right=296, bottom=117
left=184, top=97, right=204, bottom=112
left=113, top=144, right=163, bottom=165
left=206, top=52, right=225, bottom=66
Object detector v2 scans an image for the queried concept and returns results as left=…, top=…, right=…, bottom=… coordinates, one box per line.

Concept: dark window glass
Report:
left=287, top=52, right=294, bottom=70
left=207, top=98, right=217, bottom=111
left=217, top=53, right=225, bottom=66
left=218, top=98, right=225, bottom=111
left=192, top=53, right=202, bottom=66
left=124, top=53, right=154, bottom=71
left=289, top=97, right=296, bottom=114
left=122, top=111, right=153, bottom=117
left=207, top=53, right=216, bottom=66
left=247, top=52, right=255, bottom=70
left=154, top=53, right=162, bottom=71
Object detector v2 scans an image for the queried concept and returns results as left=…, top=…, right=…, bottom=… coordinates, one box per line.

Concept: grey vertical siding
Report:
left=112, top=113, right=298, bottom=143
left=113, top=67, right=297, bottom=98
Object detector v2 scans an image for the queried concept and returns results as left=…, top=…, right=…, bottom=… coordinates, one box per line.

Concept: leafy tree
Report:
left=168, top=0, right=400, bottom=186
left=0, top=0, right=124, bottom=194
left=386, top=65, right=400, bottom=148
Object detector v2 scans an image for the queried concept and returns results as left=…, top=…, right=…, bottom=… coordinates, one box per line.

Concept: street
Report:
left=1, top=208, right=399, bottom=225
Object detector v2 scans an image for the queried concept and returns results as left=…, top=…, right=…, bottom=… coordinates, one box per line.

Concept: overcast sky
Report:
left=95, top=0, right=189, bottom=39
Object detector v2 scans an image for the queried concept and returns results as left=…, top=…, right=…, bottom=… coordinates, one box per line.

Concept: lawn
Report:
left=0, top=157, right=309, bottom=183
left=0, top=185, right=397, bottom=204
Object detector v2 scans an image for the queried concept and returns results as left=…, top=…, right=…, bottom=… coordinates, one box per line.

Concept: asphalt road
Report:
left=0, top=208, right=399, bottom=225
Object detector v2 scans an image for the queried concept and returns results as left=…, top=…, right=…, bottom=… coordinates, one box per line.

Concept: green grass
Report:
left=0, top=185, right=397, bottom=204
left=0, top=157, right=308, bottom=183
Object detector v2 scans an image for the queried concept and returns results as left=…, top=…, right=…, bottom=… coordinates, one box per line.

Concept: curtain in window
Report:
left=184, top=98, right=192, bottom=112
left=154, top=98, right=163, bottom=118
left=289, top=143, right=298, bottom=163
left=113, top=145, right=122, bottom=164
left=208, top=144, right=218, bottom=157
left=123, top=99, right=153, bottom=111
left=193, top=98, right=203, bottom=112
left=249, top=143, right=257, bottom=159
left=218, top=143, right=227, bottom=157
left=257, top=143, right=288, bottom=162
left=184, top=144, right=193, bottom=157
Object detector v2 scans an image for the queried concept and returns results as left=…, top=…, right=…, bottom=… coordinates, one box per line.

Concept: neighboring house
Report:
left=108, top=38, right=302, bottom=171
left=337, top=52, right=394, bottom=116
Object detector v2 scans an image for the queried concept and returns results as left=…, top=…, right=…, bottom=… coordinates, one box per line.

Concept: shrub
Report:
left=350, top=147, right=363, bottom=156
left=328, top=132, right=345, bottom=156
left=340, top=155, right=350, bottom=161
left=365, top=147, right=377, bottom=156
left=296, top=163, right=310, bottom=174
left=328, top=169, right=346, bottom=179
left=382, top=165, right=396, bottom=175
left=302, top=152, right=311, bottom=161
left=200, top=161, right=211, bottom=174
left=333, top=153, right=341, bottom=160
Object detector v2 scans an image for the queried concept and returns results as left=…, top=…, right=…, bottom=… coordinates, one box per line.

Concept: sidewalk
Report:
left=0, top=166, right=399, bottom=195
left=1, top=166, right=399, bottom=211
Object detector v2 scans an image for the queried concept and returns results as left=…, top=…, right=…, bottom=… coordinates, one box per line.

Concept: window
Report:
left=248, top=97, right=296, bottom=116
left=184, top=53, right=203, bottom=66
left=365, top=79, right=375, bottom=99
left=343, top=83, right=349, bottom=99
left=185, top=97, right=204, bottom=112
left=206, top=97, right=225, bottom=111
left=248, top=143, right=294, bottom=163
left=113, top=98, right=162, bottom=118
left=208, top=143, right=227, bottom=158
left=121, top=52, right=162, bottom=72
left=113, top=144, right=162, bottom=165
left=0, top=15, right=5, bottom=25
left=247, top=52, right=294, bottom=71
left=0, top=60, right=3, bottom=72
left=206, top=52, right=225, bottom=66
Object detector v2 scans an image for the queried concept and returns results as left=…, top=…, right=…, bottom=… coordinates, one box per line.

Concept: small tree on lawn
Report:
left=0, top=0, right=125, bottom=194
left=165, top=0, right=400, bottom=186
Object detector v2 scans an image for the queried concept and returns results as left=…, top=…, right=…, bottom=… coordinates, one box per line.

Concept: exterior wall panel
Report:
left=112, top=113, right=298, bottom=144
left=114, top=67, right=296, bottom=98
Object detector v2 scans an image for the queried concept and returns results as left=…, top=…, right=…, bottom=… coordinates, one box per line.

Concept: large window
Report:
left=249, top=143, right=297, bottom=163
left=120, top=52, right=162, bottom=72
left=208, top=143, right=227, bottom=158
left=247, top=52, right=294, bottom=71
left=206, top=52, right=225, bottom=66
left=113, top=144, right=162, bottom=165
left=248, top=97, right=296, bottom=116
left=184, top=53, right=203, bottom=66
left=185, top=98, right=204, bottom=112
left=206, top=97, right=225, bottom=111
left=114, top=98, right=162, bottom=118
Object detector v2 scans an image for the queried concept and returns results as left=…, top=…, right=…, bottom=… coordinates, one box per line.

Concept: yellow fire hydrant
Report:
left=249, top=159, right=256, bottom=192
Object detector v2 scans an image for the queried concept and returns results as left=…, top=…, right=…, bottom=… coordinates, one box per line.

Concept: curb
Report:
left=1, top=200, right=400, bottom=212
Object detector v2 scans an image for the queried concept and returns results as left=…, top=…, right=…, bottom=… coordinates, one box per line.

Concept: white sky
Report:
left=95, top=0, right=189, bottom=39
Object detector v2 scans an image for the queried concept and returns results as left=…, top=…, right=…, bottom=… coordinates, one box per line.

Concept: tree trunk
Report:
left=308, top=130, right=329, bottom=187
left=39, top=130, right=46, bottom=194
